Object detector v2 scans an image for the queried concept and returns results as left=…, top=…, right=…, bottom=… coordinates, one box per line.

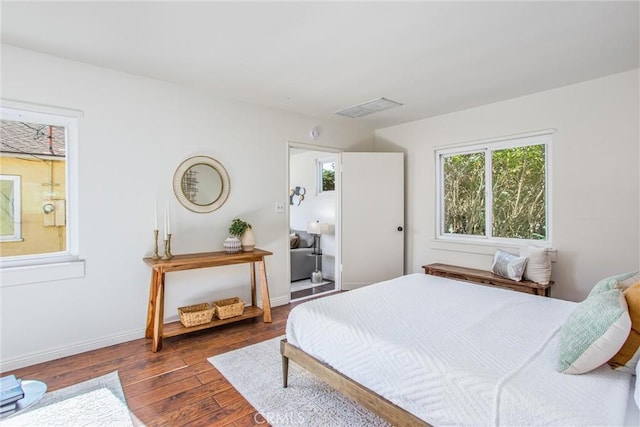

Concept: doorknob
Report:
left=397, top=226, right=403, bottom=231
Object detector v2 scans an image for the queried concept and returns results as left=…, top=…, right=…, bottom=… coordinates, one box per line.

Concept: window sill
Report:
left=0, top=260, right=85, bottom=287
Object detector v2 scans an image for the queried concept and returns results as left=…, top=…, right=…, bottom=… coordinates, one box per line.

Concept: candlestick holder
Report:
left=152, top=229, right=160, bottom=260
left=161, top=233, right=173, bottom=260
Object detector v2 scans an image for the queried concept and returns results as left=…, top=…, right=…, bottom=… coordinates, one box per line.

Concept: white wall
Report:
left=376, top=70, right=640, bottom=302
left=0, top=45, right=373, bottom=369
left=289, top=150, right=337, bottom=279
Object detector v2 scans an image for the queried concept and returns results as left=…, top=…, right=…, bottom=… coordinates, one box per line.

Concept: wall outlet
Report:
left=275, top=201, right=285, bottom=213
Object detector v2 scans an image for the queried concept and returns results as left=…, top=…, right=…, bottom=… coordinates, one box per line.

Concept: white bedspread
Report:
left=286, top=273, right=634, bottom=426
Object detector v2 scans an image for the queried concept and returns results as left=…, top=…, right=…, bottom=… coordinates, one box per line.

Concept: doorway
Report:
left=288, top=143, right=341, bottom=301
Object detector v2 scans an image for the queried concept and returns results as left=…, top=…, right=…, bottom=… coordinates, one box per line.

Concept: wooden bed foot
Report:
left=279, top=338, right=430, bottom=426
left=280, top=339, right=289, bottom=388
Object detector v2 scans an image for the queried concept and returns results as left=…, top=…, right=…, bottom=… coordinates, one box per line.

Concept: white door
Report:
left=340, top=152, right=404, bottom=290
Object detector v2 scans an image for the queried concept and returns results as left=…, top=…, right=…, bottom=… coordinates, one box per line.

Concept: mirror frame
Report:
left=173, top=155, right=231, bottom=213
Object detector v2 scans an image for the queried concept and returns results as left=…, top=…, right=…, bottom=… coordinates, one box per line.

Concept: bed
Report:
left=282, top=273, right=640, bottom=426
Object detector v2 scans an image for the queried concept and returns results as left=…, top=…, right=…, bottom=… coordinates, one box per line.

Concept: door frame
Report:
left=287, top=141, right=342, bottom=299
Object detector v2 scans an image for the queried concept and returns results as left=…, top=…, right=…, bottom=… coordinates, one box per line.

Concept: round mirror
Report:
left=182, top=163, right=222, bottom=205
left=173, top=156, right=230, bottom=213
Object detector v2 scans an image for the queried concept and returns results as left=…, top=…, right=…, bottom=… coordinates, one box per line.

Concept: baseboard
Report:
left=1, top=328, right=144, bottom=371
left=2, top=296, right=291, bottom=371
left=256, top=294, right=290, bottom=308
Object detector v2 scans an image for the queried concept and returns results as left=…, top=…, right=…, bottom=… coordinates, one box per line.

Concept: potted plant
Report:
left=229, top=218, right=255, bottom=252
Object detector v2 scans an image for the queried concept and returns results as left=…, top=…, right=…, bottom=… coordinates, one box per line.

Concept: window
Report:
left=436, top=133, right=551, bottom=245
left=317, top=158, right=335, bottom=193
left=0, top=103, right=80, bottom=272
left=0, top=175, right=21, bottom=241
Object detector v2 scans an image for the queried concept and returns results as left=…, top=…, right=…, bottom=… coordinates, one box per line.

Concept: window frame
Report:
left=0, top=174, right=22, bottom=242
left=0, top=101, right=84, bottom=285
left=435, top=132, right=552, bottom=247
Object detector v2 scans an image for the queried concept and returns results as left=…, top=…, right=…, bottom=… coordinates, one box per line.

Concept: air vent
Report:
left=335, top=97, right=403, bottom=118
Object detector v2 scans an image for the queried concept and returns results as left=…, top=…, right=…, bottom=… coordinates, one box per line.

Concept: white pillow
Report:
left=519, top=246, right=552, bottom=285
left=491, top=250, right=528, bottom=281
left=557, top=288, right=631, bottom=374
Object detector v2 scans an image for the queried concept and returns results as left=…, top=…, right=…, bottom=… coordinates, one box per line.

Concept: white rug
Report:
left=290, top=279, right=332, bottom=293
left=2, top=371, right=134, bottom=427
left=208, top=336, right=389, bottom=427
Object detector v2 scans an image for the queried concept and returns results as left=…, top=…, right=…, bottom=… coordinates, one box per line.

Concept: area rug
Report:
left=290, top=279, right=332, bottom=293
left=2, top=371, right=134, bottom=426
left=208, top=336, right=389, bottom=427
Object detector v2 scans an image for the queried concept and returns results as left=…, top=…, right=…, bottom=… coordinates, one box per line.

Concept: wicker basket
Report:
left=178, top=303, right=214, bottom=327
left=213, top=297, right=245, bottom=320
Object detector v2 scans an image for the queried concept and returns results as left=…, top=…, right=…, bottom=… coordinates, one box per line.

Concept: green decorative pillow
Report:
left=557, top=288, right=631, bottom=374
left=619, top=272, right=640, bottom=289
left=588, top=271, right=639, bottom=296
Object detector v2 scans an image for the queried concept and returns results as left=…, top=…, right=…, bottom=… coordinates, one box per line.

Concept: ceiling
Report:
left=1, top=1, right=638, bottom=130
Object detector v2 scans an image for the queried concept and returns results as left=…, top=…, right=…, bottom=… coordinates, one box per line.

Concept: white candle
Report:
left=166, top=204, right=171, bottom=235
left=154, top=200, right=158, bottom=231
left=163, top=205, right=168, bottom=240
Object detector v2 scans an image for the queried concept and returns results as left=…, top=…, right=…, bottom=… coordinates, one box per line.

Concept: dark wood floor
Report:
left=3, top=302, right=301, bottom=426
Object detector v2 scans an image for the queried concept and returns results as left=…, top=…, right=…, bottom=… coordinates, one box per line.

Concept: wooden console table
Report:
left=423, top=263, right=552, bottom=297
left=144, top=249, right=273, bottom=352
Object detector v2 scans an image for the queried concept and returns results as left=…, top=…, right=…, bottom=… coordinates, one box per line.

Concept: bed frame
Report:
left=280, top=339, right=430, bottom=426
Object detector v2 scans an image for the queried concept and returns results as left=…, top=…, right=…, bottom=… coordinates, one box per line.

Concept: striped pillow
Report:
left=608, top=281, right=640, bottom=373
left=491, top=250, right=528, bottom=281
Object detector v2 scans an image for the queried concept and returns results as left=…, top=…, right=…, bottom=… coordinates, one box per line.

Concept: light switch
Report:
left=275, top=201, right=285, bottom=213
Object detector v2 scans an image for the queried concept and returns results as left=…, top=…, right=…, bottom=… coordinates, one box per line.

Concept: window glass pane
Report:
left=321, top=161, right=335, bottom=192
left=0, top=119, right=67, bottom=256
left=492, top=144, right=546, bottom=240
left=0, top=178, right=16, bottom=237
left=443, top=152, right=485, bottom=236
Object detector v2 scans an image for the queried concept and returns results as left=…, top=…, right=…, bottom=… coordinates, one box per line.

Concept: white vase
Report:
left=223, top=237, right=242, bottom=254
left=241, top=228, right=255, bottom=252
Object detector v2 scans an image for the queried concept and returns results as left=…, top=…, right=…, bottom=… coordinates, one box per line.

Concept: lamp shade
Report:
left=307, top=221, right=322, bottom=235
left=308, top=221, right=331, bottom=235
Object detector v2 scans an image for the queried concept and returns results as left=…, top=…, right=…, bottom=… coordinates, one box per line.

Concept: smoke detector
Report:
left=335, top=97, right=403, bottom=118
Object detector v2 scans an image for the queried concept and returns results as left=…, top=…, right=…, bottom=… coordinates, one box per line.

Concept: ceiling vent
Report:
left=335, top=97, right=403, bottom=118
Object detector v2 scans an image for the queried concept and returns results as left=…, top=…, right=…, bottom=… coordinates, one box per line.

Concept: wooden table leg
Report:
left=145, top=269, right=158, bottom=338
left=259, top=259, right=272, bottom=323
left=152, top=271, right=165, bottom=352
left=250, top=262, right=257, bottom=308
